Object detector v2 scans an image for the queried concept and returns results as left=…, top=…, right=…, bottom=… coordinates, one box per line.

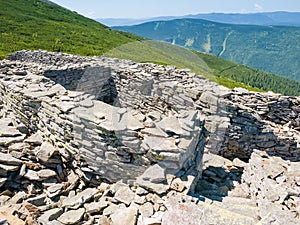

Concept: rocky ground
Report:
left=0, top=50, right=299, bottom=225
left=0, top=100, right=299, bottom=225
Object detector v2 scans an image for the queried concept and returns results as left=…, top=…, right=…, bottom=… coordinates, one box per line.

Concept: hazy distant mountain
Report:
left=190, top=12, right=300, bottom=27
left=97, top=12, right=300, bottom=27
left=114, top=18, right=300, bottom=81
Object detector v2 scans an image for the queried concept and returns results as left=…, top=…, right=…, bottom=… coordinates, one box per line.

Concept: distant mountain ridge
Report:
left=97, top=11, right=300, bottom=27
left=114, top=18, right=300, bottom=82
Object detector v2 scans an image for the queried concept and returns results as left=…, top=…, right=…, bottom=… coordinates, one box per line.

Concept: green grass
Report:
left=104, top=40, right=214, bottom=78
left=103, top=40, right=265, bottom=92
left=0, top=0, right=143, bottom=57
left=0, top=0, right=299, bottom=95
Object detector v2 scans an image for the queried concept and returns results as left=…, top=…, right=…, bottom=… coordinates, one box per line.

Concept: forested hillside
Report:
left=114, top=18, right=300, bottom=82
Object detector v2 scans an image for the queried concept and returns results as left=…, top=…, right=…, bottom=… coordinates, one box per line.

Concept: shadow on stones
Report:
left=44, top=66, right=119, bottom=105
left=195, top=165, right=243, bottom=202
left=218, top=105, right=300, bottom=163
left=193, top=94, right=300, bottom=202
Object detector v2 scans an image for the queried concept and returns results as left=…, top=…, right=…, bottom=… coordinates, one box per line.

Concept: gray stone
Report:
left=38, top=208, right=63, bottom=224
left=170, top=178, right=185, bottom=192
left=37, top=169, right=57, bottom=179
left=26, top=195, right=46, bottom=206
left=122, top=111, right=144, bottom=130
left=138, top=164, right=166, bottom=183
left=110, top=205, right=138, bottom=225
left=57, top=208, right=85, bottom=225
left=47, top=184, right=64, bottom=198
left=233, top=158, right=247, bottom=168
left=24, top=169, right=40, bottom=180
left=0, top=164, right=20, bottom=172
left=103, top=204, right=125, bottom=216
left=84, top=201, right=108, bottom=214
left=162, top=198, right=203, bottom=225
left=0, top=127, right=22, bottom=137
left=0, top=152, right=23, bottom=165
left=36, top=142, right=58, bottom=162
left=25, top=133, right=43, bottom=145
left=8, top=142, right=30, bottom=151
left=114, top=186, right=136, bottom=206
left=139, top=202, right=154, bottom=217
left=0, top=135, right=26, bottom=146
left=157, top=117, right=186, bottom=135
left=143, top=136, right=177, bottom=152
left=62, top=188, right=98, bottom=209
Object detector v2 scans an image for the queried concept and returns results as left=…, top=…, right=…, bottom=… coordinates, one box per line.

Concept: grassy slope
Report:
left=103, top=40, right=262, bottom=92
left=0, top=0, right=299, bottom=95
left=114, top=19, right=300, bottom=82
left=0, top=0, right=143, bottom=58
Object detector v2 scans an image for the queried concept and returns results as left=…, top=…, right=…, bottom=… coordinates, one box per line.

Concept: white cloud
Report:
left=254, top=3, right=264, bottom=11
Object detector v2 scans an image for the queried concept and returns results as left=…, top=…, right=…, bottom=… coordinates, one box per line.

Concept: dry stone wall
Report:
left=1, top=50, right=213, bottom=188
left=220, top=89, right=300, bottom=161
left=2, top=50, right=300, bottom=182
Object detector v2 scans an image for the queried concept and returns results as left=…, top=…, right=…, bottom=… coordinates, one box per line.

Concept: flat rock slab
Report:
left=62, top=188, right=98, bottom=209
left=143, top=136, right=177, bottom=152
left=157, top=117, right=186, bottom=135
left=110, top=205, right=138, bottom=225
left=0, top=127, right=22, bottom=137
left=25, top=133, right=43, bottom=145
left=36, top=142, right=58, bottom=162
left=84, top=201, right=108, bottom=214
left=162, top=198, right=203, bottom=225
left=57, top=208, right=85, bottom=225
left=0, top=152, right=23, bottom=165
left=0, top=211, right=25, bottom=225
left=38, top=208, right=63, bottom=224
left=114, top=186, right=136, bottom=206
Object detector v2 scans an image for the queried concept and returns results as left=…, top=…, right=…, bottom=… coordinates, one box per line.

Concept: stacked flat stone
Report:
left=219, top=88, right=300, bottom=161
left=2, top=51, right=210, bottom=187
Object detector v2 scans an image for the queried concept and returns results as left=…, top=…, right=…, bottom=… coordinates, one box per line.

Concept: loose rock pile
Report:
left=0, top=50, right=299, bottom=224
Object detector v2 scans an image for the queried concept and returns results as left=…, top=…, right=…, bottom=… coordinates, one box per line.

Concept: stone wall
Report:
left=1, top=51, right=210, bottom=187
left=2, top=50, right=300, bottom=186
left=219, top=89, right=300, bottom=161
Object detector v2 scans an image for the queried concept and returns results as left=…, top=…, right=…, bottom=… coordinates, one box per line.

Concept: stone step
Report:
left=197, top=201, right=259, bottom=225
left=212, top=201, right=259, bottom=219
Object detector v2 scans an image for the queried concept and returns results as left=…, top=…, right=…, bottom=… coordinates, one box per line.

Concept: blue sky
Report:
left=51, top=0, right=300, bottom=18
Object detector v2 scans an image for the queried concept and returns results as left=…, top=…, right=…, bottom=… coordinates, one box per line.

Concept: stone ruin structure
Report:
left=2, top=50, right=216, bottom=192
left=0, top=50, right=299, bottom=224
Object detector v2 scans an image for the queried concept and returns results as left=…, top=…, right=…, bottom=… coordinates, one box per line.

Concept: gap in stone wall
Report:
left=43, top=66, right=120, bottom=107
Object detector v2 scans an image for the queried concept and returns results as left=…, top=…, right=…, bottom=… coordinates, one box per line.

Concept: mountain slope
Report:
left=0, top=0, right=143, bottom=58
left=1, top=0, right=300, bottom=95
left=114, top=19, right=300, bottom=82
left=103, top=40, right=300, bottom=96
